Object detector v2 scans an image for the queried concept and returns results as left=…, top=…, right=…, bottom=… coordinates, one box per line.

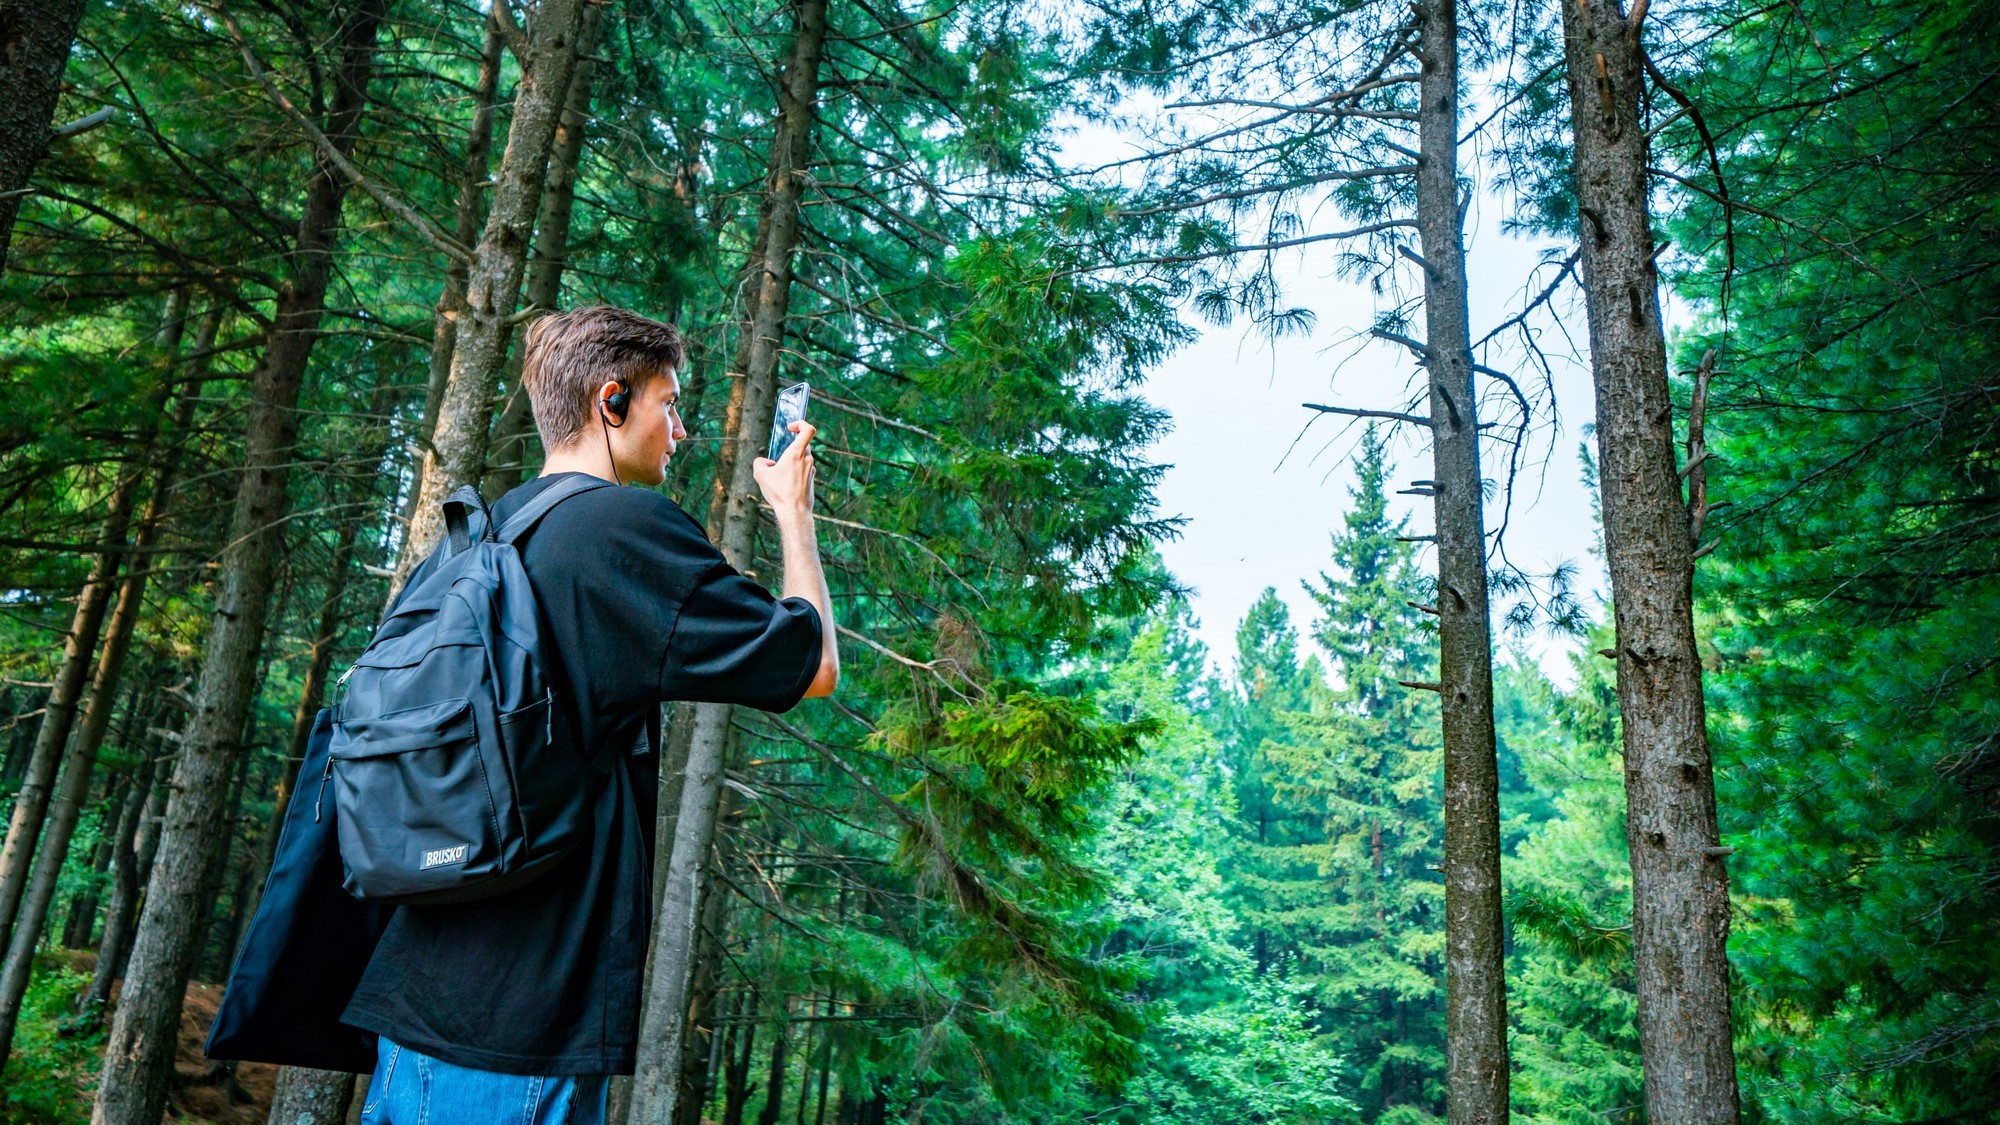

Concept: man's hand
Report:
left=753, top=421, right=816, bottom=518
left=755, top=420, right=839, bottom=697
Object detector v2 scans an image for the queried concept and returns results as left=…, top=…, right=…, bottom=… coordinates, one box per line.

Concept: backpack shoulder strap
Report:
left=497, top=475, right=615, bottom=545
left=441, top=486, right=494, bottom=555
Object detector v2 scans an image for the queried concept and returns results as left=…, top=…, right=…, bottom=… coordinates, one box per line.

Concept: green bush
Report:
left=0, top=955, right=102, bottom=1124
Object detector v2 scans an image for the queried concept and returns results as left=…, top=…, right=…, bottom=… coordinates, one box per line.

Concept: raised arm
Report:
left=754, top=421, right=838, bottom=697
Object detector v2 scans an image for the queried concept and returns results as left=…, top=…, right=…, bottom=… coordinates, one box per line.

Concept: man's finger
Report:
left=784, top=421, right=817, bottom=459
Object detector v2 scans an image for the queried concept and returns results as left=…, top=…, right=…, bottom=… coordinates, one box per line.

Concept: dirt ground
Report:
left=32, top=952, right=279, bottom=1125
left=164, top=975, right=278, bottom=1124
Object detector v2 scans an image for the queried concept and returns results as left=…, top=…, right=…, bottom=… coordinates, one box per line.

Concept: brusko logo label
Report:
left=421, top=844, right=470, bottom=870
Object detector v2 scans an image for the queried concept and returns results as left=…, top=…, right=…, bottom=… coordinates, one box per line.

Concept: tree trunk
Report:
left=629, top=5, right=829, bottom=1119
left=0, top=454, right=145, bottom=956
left=266, top=1066, right=357, bottom=1125
left=189, top=740, right=254, bottom=989
left=756, top=1006, right=790, bottom=1125
left=393, top=0, right=590, bottom=592
left=811, top=1018, right=830, bottom=1125
left=2, top=695, right=33, bottom=794
left=485, top=0, right=605, bottom=495
left=1558, top=2, right=1740, bottom=1120
left=1413, top=1, right=1509, bottom=1120
left=0, top=0, right=90, bottom=275
left=211, top=819, right=258, bottom=977
left=63, top=755, right=128, bottom=949
left=792, top=1012, right=814, bottom=1125
left=83, top=728, right=160, bottom=1018
left=415, top=10, right=505, bottom=451
left=722, top=999, right=755, bottom=1125
left=672, top=791, right=741, bottom=1125
left=91, top=4, right=386, bottom=1119
left=207, top=822, right=257, bottom=979
left=90, top=725, right=169, bottom=1012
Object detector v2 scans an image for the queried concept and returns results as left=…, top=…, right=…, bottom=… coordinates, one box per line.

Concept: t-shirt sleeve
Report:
left=660, top=560, right=823, bottom=712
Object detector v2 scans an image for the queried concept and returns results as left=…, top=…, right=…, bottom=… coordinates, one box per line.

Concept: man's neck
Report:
left=540, top=440, right=619, bottom=483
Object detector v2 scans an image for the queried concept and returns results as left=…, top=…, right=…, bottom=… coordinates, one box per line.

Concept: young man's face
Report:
left=604, top=369, right=685, bottom=487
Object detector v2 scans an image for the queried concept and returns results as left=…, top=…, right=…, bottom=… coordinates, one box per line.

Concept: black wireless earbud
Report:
left=598, top=380, right=631, bottom=486
left=601, top=382, right=631, bottom=426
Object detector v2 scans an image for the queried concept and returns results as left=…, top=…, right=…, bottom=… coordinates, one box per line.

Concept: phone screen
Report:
left=768, top=382, right=811, bottom=461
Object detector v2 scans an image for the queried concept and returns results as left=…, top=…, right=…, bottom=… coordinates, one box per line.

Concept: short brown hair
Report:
left=520, top=306, right=685, bottom=449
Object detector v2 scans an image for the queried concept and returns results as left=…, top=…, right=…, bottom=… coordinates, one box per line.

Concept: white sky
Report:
left=1135, top=190, right=1610, bottom=681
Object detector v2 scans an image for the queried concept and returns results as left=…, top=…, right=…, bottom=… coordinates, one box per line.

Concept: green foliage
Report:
left=1071, top=605, right=1355, bottom=1124
left=1499, top=626, right=1642, bottom=1122
left=0, top=956, right=101, bottom=1123
left=5, top=0, right=1993, bottom=1117
left=1123, top=971, right=1356, bottom=1125
left=1658, top=0, right=2000, bottom=1116
left=874, top=684, right=1154, bottom=1088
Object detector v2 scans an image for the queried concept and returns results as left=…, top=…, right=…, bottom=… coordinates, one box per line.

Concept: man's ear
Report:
left=596, top=378, right=628, bottom=423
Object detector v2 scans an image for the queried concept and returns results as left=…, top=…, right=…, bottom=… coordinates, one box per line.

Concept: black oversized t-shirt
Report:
left=340, top=474, right=821, bottom=1075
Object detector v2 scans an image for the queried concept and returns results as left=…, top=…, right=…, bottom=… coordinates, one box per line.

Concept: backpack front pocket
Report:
left=329, top=697, right=506, bottom=902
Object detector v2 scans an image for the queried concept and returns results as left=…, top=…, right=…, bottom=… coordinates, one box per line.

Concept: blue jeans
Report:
left=360, top=1038, right=608, bottom=1125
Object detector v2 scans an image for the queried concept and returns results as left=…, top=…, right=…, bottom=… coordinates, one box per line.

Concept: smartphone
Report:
left=767, top=382, right=810, bottom=461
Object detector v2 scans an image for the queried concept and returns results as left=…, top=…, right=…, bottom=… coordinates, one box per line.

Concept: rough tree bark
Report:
left=1413, top=0, right=1508, bottom=1119
left=91, top=4, right=386, bottom=1120
left=392, top=0, right=589, bottom=592
left=0, top=0, right=90, bottom=274
left=415, top=11, right=505, bottom=447
left=267, top=1066, right=358, bottom=1125
left=626, top=4, right=830, bottom=1119
left=484, top=0, right=606, bottom=494
left=671, top=791, right=742, bottom=1125
left=1558, top=0, right=1741, bottom=1120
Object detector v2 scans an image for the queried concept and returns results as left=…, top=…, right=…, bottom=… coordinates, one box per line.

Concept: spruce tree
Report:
left=1266, top=431, right=1448, bottom=1119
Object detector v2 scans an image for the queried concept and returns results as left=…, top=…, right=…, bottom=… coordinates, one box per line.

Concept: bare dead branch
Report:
left=51, top=107, right=115, bottom=139
left=1473, top=248, right=1580, bottom=351
left=1303, top=402, right=1432, bottom=427
left=1686, top=347, right=1716, bottom=543
left=1371, top=327, right=1431, bottom=357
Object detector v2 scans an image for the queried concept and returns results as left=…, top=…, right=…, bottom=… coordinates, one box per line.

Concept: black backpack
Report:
left=323, top=476, right=611, bottom=904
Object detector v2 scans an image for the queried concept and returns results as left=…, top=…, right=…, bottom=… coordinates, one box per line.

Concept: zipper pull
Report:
left=314, top=755, right=335, bottom=823
left=545, top=688, right=555, bottom=745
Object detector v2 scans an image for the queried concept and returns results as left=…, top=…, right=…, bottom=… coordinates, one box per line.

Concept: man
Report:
left=346, top=305, right=837, bottom=1123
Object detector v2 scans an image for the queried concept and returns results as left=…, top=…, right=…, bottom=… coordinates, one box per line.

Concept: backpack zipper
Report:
left=313, top=755, right=335, bottom=823
left=331, top=663, right=355, bottom=715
